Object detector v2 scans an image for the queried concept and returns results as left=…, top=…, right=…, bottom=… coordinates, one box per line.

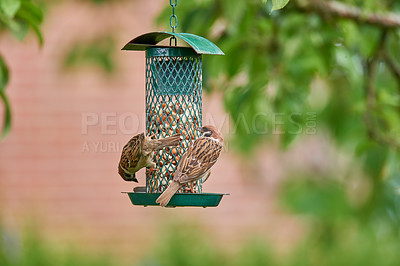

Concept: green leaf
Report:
left=8, top=19, right=29, bottom=41
left=271, top=0, right=290, bottom=12
left=280, top=178, right=351, bottom=220
left=62, top=36, right=116, bottom=74
left=29, top=21, right=43, bottom=45
left=0, top=1, right=43, bottom=45
left=17, top=1, right=43, bottom=25
left=0, top=55, right=11, bottom=138
left=0, top=0, right=21, bottom=18
left=0, top=91, right=12, bottom=138
left=363, top=144, right=388, bottom=179
left=15, top=1, right=43, bottom=45
left=0, top=55, right=9, bottom=92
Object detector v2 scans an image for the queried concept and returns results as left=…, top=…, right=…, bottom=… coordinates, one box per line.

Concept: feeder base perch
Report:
left=123, top=192, right=228, bottom=208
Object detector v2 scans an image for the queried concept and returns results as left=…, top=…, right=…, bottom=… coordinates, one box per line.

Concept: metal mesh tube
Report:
left=145, top=47, right=202, bottom=193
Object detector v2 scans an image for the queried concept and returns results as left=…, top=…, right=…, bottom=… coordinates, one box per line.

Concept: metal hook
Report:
left=170, top=36, right=177, bottom=46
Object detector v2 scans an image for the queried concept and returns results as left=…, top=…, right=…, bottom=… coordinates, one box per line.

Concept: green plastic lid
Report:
left=122, top=31, right=224, bottom=55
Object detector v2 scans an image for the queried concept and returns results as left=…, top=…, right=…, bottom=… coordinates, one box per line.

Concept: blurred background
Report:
left=1, top=0, right=400, bottom=265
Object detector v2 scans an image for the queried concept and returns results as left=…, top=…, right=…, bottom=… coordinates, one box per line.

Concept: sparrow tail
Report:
left=148, top=134, right=181, bottom=150
left=156, top=181, right=181, bottom=207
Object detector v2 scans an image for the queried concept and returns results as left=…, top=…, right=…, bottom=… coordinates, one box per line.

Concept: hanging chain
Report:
left=169, top=0, right=177, bottom=46
left=169, top=0, right=177, bottom=32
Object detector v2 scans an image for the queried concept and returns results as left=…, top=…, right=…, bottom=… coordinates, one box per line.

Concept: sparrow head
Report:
left=197, top=125, right=223, bottom=143
left=118, top=164, right=138, bottom=182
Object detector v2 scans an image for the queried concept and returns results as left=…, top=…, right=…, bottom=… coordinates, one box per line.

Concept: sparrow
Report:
left=118, top=133, right=181, bottom=182
left=156, top=125, right=223, bottom=207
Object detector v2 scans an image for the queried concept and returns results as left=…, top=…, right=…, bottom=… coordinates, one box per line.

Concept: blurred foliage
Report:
left=62, top=36, right=116, bottom=74
left=1, top=0, right=400, bottom=265
left=137, top=221, right=277, bottom=266
left=136, top=218, right=400, bottom=266
left=87, top=0, right=118, bottom=5
left=153, top=0, right=400, bottom=265
left=0, top=0, right=118, bottom=139
left=278, top=167, right=400, bottom=266
left=0, top=0, right=43, bottom=44
left=139, top=222, right=225, bottom=266
left=0, top=0, right=43, bottom=138
left=157, top=0, right=400, bottom=153
left=57, top=0, right=118, bottom=74
left=0, top=223, right=115, bottom=266
left=2, top=217, right=400, bottom=266
left=0, top=56, right=11, bottom=138
left=263, top=0, right=291, bottom=12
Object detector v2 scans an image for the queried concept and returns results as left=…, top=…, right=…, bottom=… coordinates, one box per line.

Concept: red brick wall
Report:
left=0, top=0, right=305, bottom=260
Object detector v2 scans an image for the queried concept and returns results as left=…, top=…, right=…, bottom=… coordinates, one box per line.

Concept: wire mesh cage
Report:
left=122, top=32, right=226, bottom=207
left=145, top=47, right=203, bottom=193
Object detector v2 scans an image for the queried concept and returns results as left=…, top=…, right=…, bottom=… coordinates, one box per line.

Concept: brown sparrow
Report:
left=156, top=125, right=223, bottom=207
left=118, top=133, right=181, bottom=182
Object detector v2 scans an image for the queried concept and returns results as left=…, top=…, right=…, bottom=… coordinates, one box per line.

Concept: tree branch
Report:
left=362, top=31, right=400, bottom=149
left=297, top=0, right=400, bottom=28
left=383, top=52, right=400, bottom=83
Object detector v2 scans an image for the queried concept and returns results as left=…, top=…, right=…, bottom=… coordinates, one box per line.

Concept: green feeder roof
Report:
left=122, top=31, right=224, bottom=55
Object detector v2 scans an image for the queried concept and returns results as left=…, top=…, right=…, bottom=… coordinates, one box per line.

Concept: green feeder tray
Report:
left=123, top=192, right=228, bottom=208
left=122, top=32, right=225, bottom=207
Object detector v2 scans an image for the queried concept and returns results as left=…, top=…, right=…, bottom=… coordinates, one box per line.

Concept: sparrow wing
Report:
left=119, top=133, right=144, bottom=171
left=174, top=137, right=222, bottom=184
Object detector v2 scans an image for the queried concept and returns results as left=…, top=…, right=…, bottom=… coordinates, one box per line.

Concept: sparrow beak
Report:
left=196, top=127, right=204, bottom=133
left=124, top=172, right=138, bottom=182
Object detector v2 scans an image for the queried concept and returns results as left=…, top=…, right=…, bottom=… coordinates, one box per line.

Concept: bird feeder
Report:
left=121, top=32, right=226, bottom=207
